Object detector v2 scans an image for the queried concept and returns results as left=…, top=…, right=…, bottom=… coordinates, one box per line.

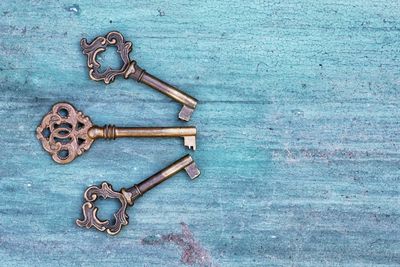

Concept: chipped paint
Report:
left=65, top=4, right=80, bottom=15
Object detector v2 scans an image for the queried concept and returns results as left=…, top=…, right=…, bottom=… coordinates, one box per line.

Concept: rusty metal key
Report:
left=36, top=102, right=196, bottom=164
left=81, top=31, right=198, bottom=121
left=76, top=154, right=200, bottom=235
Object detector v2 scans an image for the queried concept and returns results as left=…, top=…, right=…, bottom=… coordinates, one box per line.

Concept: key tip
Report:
left=179, top=106, right=195, bottom=122
left=185, top=162, right=201, bottom=179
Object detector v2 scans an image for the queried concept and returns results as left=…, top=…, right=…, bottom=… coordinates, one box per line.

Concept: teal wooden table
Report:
left=0, top=0, right=399, bottom=266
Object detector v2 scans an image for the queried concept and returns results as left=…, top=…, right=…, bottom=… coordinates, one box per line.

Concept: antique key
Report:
left=81, top=31, right=198, bottom=121
left=76, top=154, right=200, bottom=235
left=36, top=102, right=196, bottom=164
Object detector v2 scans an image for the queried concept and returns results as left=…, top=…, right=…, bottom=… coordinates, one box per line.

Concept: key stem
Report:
left=125, top=62, right=197, bottom=121
left=121, top=154, right=199, bottom=204
left=137, top=154, right=194, bottom=194
left=139, top=72, right=198, bottom=109
left=88, top=126, right=196, bottom=139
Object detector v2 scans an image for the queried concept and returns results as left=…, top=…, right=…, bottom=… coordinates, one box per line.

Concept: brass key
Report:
left=81, top=31, right=198, bottom=122
left=36, top=102, right=196, bottom=164
left=76, top=154, right=200, bottom=235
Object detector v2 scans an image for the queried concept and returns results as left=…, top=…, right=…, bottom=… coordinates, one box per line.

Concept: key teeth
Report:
left=184, top=162, right=201, bottom=180
left=179, top=105, right=195, bottom=122
left=184, top=136, right=196, bottom=150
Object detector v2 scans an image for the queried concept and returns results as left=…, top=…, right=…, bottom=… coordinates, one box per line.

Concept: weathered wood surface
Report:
left=0, top=0, right=399, bottom=266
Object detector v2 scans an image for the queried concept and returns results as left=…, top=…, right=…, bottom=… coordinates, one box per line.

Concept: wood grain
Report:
left=0, top=0, right=399, bottom=266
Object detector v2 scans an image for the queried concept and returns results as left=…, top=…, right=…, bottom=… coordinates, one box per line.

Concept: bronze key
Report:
left=81, top=31, right=198, bottom=122
left=36, top=102, right=197, bottom=164
left=76, top=154, right=200, bottom=235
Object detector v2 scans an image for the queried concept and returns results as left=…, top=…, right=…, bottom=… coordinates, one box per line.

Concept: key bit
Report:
left=76, top=154, right=200, bottom=235
left=36, top=102, right=197, bottom=164
left=81, top=31, right=198, bottom=122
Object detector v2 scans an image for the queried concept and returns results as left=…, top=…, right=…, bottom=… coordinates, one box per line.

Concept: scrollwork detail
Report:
left=35, top=102, right=94, bottom=164
left=81, top=31, right=133, bottom=84
left=76, top=182, right=130, bottom=235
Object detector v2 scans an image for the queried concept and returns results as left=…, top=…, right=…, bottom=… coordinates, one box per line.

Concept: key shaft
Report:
left=88, top=126, right=196, bottom=139
left=88, top=125, right=196, bottom=150
left=128, top=68, right=197, bottom=121
left=141, top=72, right=197, bottom=109
left=76, top=154, right=200, bottom=235
left=124, top=154, right=199, bottom=202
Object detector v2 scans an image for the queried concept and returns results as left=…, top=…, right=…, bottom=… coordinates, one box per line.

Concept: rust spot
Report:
left=142, top=222, right=213, bottom=266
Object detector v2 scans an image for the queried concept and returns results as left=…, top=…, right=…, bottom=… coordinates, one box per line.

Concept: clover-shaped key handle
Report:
left=36, top=102, right=95, bottom=164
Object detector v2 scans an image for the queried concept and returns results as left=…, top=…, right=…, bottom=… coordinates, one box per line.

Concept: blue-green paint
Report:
left=0, top=0, right=399, bottom=266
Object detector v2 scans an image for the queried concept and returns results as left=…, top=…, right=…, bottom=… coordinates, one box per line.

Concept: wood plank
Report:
left=0, top=0, right=399, bottom=265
